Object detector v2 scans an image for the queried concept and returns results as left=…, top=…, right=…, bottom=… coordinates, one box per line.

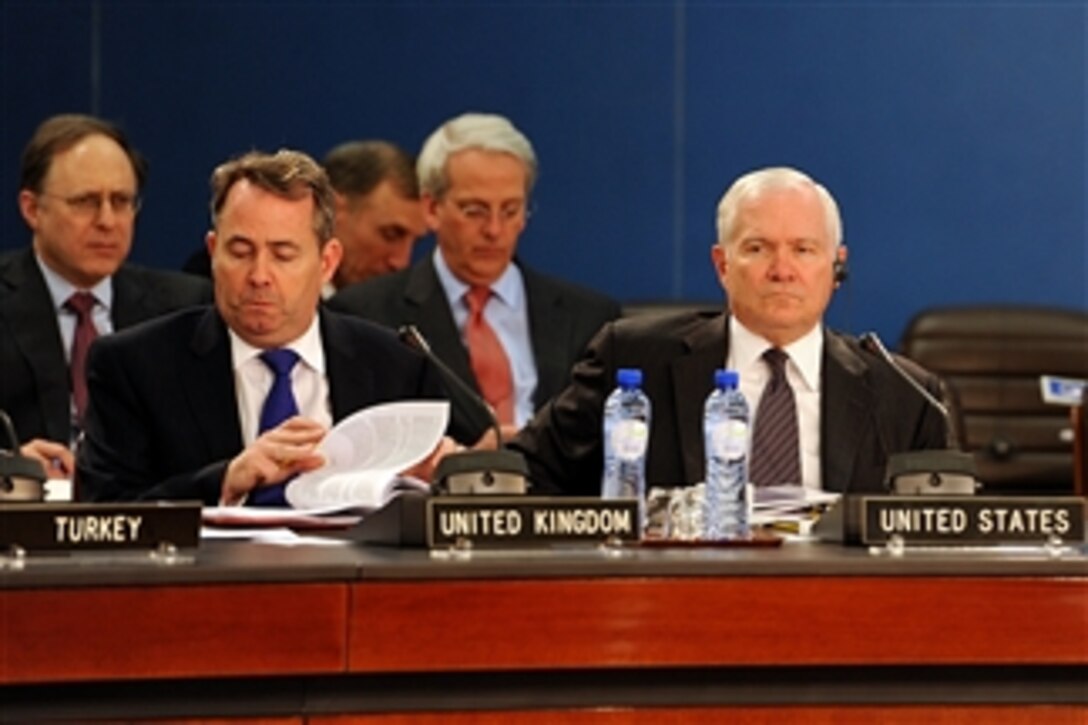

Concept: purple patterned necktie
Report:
left=65, top=292, right=98, bottom=425
left=749, top=348, right=802, bottom=487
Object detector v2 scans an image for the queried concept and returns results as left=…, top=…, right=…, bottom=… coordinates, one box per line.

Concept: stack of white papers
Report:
left=751, top=485, right=839, bottom=532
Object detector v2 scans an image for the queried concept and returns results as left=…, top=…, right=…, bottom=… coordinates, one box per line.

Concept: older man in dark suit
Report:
left=1, top=114, right=209, bottom=478
left=76, top=149, right=446, bottom=505
left=329, top=113, right=620, bottom=447
left=509, top=167, right=949, bottom=495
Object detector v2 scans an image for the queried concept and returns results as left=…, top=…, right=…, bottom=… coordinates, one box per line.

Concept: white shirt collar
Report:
left=432, top=247, right=523, bottom=310
left=35, top=250, right=113, bottom=312
left=728, top=317, right=823, bottom=392
left=228, top=313, right=326, bottom=375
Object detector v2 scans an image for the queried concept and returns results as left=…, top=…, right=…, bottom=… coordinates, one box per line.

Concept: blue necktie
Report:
left=248, top=348, right=300, bottom=506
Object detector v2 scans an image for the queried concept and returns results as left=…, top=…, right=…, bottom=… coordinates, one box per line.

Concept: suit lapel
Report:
left=670, top=314, right=728, bottom=482
left=523, top=267, right=569, bottom=408
left=110, top=266, right=148, bottom=329
left=1, top=250, right=71, bottom=442
left=185, top=309, right=244, bottom=458
left=322, top=311, right=376, bottom=420
left=404, top=258, right=478, bottom=393
left=821, top=331, right=871, bottom=492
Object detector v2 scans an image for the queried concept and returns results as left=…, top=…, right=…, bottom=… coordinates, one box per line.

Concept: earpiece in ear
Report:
left=833, top=259, right=849, bottom=285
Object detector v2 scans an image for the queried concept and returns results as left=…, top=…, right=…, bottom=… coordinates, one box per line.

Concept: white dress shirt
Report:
left=726, top=317, right=824, bottom=490
left=36, top=253, right=114, bottom=363
left=37, top=253, right=114, bottom=442
left=229, top=315, right=332, bottom=444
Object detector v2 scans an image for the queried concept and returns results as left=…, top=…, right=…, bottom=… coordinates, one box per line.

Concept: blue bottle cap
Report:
left=616, top=368, right=643, bottom=388
left=714, top=369, right=739, bottom=389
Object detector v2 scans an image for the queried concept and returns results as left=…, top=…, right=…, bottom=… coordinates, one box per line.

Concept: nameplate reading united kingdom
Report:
left=0, top=502, right=201, bottom=552
left=425, top=496, right=639, bottom=548
left=859, top=495, right=1085, bottom=545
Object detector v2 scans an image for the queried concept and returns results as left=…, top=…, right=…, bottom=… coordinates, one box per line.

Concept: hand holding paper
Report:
left=285, top=400, right=450, bottom=510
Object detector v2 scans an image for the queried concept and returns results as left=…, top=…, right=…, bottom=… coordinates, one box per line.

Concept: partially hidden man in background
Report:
left=182, top=139, right=426, bottom=296
left=509, top=166, right=949, bottom=495
left=329, top=113, right=621, bottom=447
left=77, top=149, right=448, bottom=505
left=323, top=140, right=426, bottom=293
left=0, top=114, right=210, bottom=479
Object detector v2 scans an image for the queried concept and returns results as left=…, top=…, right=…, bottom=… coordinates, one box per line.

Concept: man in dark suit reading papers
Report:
left=77, top=150, right=447, bottom=505
left=508, top=167, right=948, bottom=496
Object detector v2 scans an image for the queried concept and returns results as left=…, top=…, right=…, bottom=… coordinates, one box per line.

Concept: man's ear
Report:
left=421, top=193, right=441, bottom=233
left=320, top=238, right=344, bottom=283
left=332, top=191, right=350, bottom=216
left=17, top=190, right=40, bottom=231
left=710, top=243, right=728, bottom=278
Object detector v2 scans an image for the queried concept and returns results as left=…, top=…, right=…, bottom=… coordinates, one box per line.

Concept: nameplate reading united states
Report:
left=859, top=495, right=1085, bottom=545
left=425, top=496, right=639, bottom=548
left=0, top=502, right=201, bottom=552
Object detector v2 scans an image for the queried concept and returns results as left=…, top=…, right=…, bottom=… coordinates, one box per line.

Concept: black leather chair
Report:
left=899, top=305, right=1088, bottom=495
left=621, top=300, right=720, bottom=319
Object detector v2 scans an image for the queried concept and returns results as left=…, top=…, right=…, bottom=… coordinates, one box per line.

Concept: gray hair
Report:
left=417, top=113, right=537, bottom=198
left=715, top=166, right=842, bottom=248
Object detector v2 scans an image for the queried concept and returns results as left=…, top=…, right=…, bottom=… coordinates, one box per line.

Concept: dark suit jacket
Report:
left=0, top=247, right=211, bottom=444
left=509, top=311, right=949, bottom=496
left=76, top=306, right=447, bottom=504
left=328, top=256, right=621, bottom=444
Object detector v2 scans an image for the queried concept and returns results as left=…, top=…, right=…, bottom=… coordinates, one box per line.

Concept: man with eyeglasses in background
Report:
left=0, top=114, right=209, bottom=480
left=330, top=113, right=620, bottom=447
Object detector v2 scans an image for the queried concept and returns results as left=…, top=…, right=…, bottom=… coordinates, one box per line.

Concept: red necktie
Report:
left=464, top=286, right=514, bottom=425
left=65, top=292, right=99, bottom=424
left=749, top=348, right=802, bottom=487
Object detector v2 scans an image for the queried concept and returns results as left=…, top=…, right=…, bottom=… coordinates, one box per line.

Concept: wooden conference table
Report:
left=1, top=528, right=1086, bottom=722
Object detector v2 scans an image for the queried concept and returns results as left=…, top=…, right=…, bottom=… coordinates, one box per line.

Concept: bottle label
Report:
left=611, top=419, right=649, bottom=462
left=709, top=420, right=748, bottom=461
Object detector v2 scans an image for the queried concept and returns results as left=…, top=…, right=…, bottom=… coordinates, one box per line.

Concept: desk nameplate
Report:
left=859, top=495, right=1085, bottom=545
left=0, top=502, right=201, bottom=552
left=425, top=496, right=640, bottom=548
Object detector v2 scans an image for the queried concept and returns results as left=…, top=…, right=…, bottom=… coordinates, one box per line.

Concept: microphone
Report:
left=0, top=409, right=47, bottom=502
left=398, top=325, right=529, bottom=495
left=399, top=324, right=503, bottom=447
left=813, top=331, right=980, bottom=543
left=859, top=332, right=951, bottom=420
left=858, top=332, right=977, bottom=495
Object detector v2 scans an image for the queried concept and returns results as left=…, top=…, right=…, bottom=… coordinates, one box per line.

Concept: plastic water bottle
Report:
left=703, top=369, right=750, bottom=540
left=601, top=368, right=651, bottom=531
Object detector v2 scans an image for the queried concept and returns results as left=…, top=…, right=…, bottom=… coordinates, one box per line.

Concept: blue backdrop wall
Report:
left=2, top=1, right=1084, bottom=345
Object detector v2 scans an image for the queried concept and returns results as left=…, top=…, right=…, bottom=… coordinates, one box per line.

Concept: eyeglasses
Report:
left=38, top=191, right=142, bottom=217
left=450, top=200, right=530, bottom=226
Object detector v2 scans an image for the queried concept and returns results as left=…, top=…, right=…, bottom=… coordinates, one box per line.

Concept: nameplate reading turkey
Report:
left=425, top=497, right=640, bottom=548
left=0, top=502, right=201, bottom=552
left=859, top=496, right=1085, bottom=545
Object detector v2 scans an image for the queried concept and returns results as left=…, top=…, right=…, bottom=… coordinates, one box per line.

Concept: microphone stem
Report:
left=400, top=325, right=505, bottom=448
left=862, top=332, right=950, bottom=419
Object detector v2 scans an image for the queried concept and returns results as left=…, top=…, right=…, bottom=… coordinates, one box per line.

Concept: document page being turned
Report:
left=285, top=400, right=449, bottom=511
